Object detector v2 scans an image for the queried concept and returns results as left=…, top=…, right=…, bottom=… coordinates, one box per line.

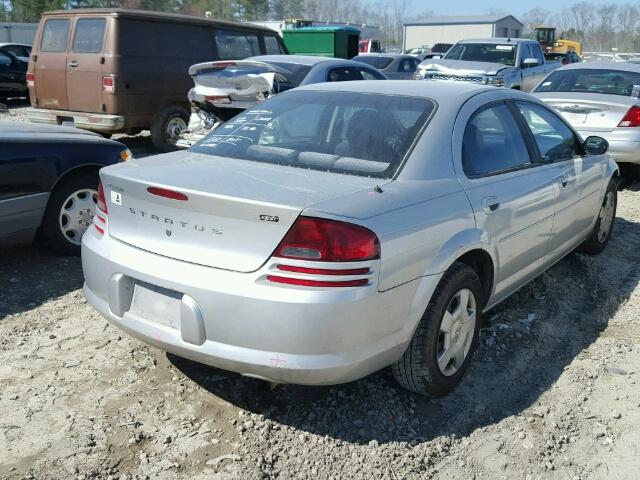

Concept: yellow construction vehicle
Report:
left=535, top=27, right=582, bottom=56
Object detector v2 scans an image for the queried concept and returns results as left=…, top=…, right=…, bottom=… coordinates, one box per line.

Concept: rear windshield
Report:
left=191, top=91, right=435, bottom=179
left=215, top=29, right=260, bottom=60
left=535, top=68, right=640, bottom=97
left=264, top=35, right=286, bottom=55
left=72, top=18, right=106, bottom=53
left=40, top=19, right=70, bottom=53
left=355, top=56, right=393, bottom=69
left=444, top=43, right=516, bottom=66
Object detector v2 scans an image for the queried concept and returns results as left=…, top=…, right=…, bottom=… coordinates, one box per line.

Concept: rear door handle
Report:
left=482, top=196, right=500, bottom=214
left=68, top=60, right=78, bottom=68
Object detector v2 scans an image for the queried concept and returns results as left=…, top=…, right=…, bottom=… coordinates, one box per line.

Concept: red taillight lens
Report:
left=147, top=187, right=188, bottom=201
left=211, top=61, right=237, bottom=68
left=618, top=105, right=640, bottom=127
left=276, top=265, right=370, bottom=276
left=102, top=76, right=115, bottom=93
left=97, top=181, right=108, bottom=214
left=273, top=217, right=380, bottom=262
left=26, top=72, right=35, bottom=87
left=204, top=95, right=231, bottom=104
left=266, top=276, right=368, bottom=287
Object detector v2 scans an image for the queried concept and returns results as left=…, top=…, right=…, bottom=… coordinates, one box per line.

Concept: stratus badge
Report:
left=260, top=215, right=279, bottom=223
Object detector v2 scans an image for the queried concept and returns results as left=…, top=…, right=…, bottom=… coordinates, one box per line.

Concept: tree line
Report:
left=2, top=0, right=640, bottom=51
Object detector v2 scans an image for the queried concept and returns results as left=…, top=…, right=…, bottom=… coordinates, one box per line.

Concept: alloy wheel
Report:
left=597, top=191, right=615, bottom=243
left=58, top=188, right=98, bottom=245
left=437, top=288, right=477, bottom=376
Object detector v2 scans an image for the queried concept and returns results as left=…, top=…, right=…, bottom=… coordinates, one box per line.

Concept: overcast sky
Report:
left=413, top=0, right=631, bottom=16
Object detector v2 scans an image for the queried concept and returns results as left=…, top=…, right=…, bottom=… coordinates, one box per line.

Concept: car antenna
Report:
left=374, top=185, right=383, bottom=193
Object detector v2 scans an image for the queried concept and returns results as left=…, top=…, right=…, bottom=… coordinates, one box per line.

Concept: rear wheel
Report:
left=577, top=178, right=617, bottom=255
left=617, top=163, right=638, bottom=189
left=392, top=262, right=483, bottom=396
left=40, top=173, right=98, bottom=255
left=151, top=105, right=189, bottom=152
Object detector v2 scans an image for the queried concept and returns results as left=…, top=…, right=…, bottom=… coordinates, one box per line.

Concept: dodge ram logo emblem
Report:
left=166, top=229, right=172, bottom=237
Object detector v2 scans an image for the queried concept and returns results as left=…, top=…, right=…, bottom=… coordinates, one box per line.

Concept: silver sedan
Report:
left=533, top=61, right=640, bottom=184
left=82, top=81, right=618, bottom=396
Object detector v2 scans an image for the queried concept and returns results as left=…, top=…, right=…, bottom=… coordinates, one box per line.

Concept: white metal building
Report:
left=0, top=22, right=38, bottom=44
left=403, top=15, right=524, bottom=50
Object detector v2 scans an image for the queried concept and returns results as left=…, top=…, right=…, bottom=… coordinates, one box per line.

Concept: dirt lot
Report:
left=1, top=105, right=640, bottom=480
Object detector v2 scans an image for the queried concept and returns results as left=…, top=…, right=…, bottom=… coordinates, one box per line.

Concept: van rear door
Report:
left=66, top=17, right=108, bottom=113
left=33, top=17, right=71, bottom=110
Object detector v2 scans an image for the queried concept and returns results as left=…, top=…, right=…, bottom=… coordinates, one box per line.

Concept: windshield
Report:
left=444, top=43, right=517, bottom=66
left=535, top=69, right=640, bottom=96
left=431, top=43, right=452, bottom=53
left=355, top=56, right=393, bottom=69
left=191, top=91, right=436, bottom=179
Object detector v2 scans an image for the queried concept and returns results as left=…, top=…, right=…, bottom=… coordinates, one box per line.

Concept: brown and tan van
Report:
left=26, top=9, right=287, bottom=151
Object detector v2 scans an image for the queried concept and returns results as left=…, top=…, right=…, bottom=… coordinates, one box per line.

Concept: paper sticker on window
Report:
left=110, top=190, right=122, bottom=206
left=496, top=45, right=514, bottom=51
left=542, top=81, right=552, bottom=87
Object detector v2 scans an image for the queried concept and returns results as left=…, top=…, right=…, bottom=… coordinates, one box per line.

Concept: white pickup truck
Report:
left=415, top=38, right=560, bottom=91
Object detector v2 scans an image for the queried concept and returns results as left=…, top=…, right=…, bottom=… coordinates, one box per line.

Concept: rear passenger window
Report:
left=517, top=102, right=578, bottom=161
left=72, top=18, right=106, bottom=53
left=327, top=67, right=367, bottom=82
left=264, top=35, right=285, bottom=55
left=360, top=68, right=384, bottom=80
left=215, top=30, right=260, bottom=60
left=41, top=19, right=70, bottom=53
left=463, top=103, right=531, bottom=176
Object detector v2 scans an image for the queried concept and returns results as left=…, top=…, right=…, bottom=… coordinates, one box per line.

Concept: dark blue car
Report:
left=0, top=121, right=130, bottom=254
left=0, top=43, right=31, bottom=99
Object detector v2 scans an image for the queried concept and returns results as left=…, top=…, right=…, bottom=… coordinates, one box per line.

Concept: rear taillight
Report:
left=204, top=95, right=231, bottom=104
left=95, top=181, right=107, bottom=235
left=267, top=217, right=379, bottom=288
left=273, top=217, right=380, bottom=262
left=102, top=76, right=115, bottom=93
left=618, top=105, right=640, bottom=127
left=211, top=61, right=237, bottom=68
left=26, top=72, right=35, bottom=87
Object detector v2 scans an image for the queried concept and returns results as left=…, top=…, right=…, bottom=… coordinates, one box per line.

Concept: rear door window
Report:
left=328, top=67, right=384, bottom=82
left=264, top=35, right=285, bottom=55
left=40, top=18, right=70, bottom=53
left=463, top=102, right=532, bottom=176
left=215, top=30, right=260, bottom=60
left=0, top=51, right=12, bottom=66
left=72, top=18, right=106, bottom=53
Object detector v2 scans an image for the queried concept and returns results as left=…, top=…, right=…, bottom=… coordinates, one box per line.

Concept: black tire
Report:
left=392, top=262, right=483, bottom=396
left=617, top=163, right=637, bottom=190
left=40, top=173, right=99, bottom=256
left=576, top=178, right=617, bottom=255
left=150, top=105, right=189, bottom=152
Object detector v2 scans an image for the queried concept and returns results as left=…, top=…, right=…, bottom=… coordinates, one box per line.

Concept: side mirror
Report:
left=584, top=136, right=608, bottom=155
left=522, top=58, right=539, bottom=67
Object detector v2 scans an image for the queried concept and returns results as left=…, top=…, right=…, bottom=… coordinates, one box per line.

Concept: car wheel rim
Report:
left=166, top=116, right=187, bottom=145
left=597, top=191, right=615, bottom=243
left=437, top=288, right=477, bottom=377
left=58, top=188, right=98, bottom=246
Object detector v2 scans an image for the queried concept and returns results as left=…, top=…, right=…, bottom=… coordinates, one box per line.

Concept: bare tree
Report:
left=522, top=7, right=551, bottom=35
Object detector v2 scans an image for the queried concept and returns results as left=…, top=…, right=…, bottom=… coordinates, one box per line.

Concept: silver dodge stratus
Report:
left=82, top=81, right=618, bottom=396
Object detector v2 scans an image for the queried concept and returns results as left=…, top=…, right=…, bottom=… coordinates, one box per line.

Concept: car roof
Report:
left=0, top=121, right=102, bottom=138
left=458, top=38, right=529, bottom=45
left=247, top=55, right=365, bottom=67
left=557, top=61, right=640, bottom=72
left=294, top=79, right=491, bottom=102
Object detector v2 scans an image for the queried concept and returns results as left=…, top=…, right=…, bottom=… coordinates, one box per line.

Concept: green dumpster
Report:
left=282, top=26, right=360, bottom=59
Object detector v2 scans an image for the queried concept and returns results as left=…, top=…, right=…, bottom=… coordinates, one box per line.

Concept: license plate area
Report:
left=129, top=280, right=182, bottom=329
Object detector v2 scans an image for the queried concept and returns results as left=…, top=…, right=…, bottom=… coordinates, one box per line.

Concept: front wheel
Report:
left=40, top=173, right=98, bottom=255
left=576, top=178, right=617, bottom=255
left=392, top=262, right=483, bottom=396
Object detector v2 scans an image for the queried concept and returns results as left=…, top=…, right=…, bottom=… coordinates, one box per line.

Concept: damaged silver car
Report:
left=177, top=55, right=386, bottom=148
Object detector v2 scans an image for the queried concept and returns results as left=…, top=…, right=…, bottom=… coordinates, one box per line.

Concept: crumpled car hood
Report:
left=420, top=59, right=508, bottom=76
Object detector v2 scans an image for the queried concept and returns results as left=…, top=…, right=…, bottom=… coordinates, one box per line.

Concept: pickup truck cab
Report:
left=416, top=38, right=559, bottom=91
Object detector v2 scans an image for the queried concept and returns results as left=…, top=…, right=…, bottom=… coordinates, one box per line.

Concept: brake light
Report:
left=266, top=276, right=368, bottom=287
left=26, top=72, right=35, bottom=87
left=618, top=105, right=640, bottom=127
left=273, top=217, right=380, bottom=262
left=211, top=61, right=237, bottom=68
left=95, top=181, right=107, bottom=235
left=102, top=76, right=115, bottom=93
left=204, top=95, right=231, bottom=104
left=147, top=187, right=188, bottom=201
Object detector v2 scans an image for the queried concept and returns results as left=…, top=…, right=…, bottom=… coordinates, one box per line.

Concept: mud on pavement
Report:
left=1, top=188, right=639, bottom=480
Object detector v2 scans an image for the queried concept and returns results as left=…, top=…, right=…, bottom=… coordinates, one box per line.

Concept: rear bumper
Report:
left=26, top=108, right=125, bottom=132
left=81, top=227, right=434, bottom=385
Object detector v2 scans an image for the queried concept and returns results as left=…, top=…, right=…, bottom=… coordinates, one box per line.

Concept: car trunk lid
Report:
left=538, top=92, right=639, bottom=132
left=100, top=152, right=382, bottom=272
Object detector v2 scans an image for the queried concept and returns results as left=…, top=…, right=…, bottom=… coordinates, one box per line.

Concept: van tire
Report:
left=151, top=105, right=189, bottom=152
left=392, top=262, right=483, bottom=396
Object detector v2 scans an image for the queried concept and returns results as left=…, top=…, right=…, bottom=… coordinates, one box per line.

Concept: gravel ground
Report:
left=1, top=102, right=640, bottom=480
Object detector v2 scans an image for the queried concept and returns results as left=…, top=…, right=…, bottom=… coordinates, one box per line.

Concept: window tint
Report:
left=517, top=102, right=578, bottom=161
left=41, top=19, right=70, bottom=53
left=72, top=18, right=106, bottom=53
left=328, top=67, right=379, bottom=82
left=192, top=91, right=435, bottom=179
left=535, top=68, right=640, bottom=97
left=264, top=35, right=285, bottom=55
left=0, top=51, right=11, bottom=66
left=3, top=45, right=30, bottom=59
left=463, top=103, right=531, bottom=176
left=355, top=55, right=393, bottom=69
left=215, top=30, right=260, bottom=60
left=359, top=68, right=383, bottom=80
